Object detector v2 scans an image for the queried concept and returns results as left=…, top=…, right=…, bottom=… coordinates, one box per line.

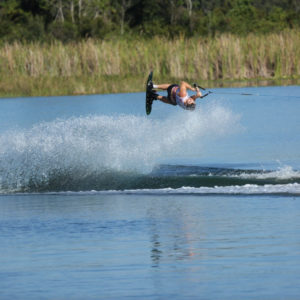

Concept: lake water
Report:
left=0, top=86, right=300, bottom=299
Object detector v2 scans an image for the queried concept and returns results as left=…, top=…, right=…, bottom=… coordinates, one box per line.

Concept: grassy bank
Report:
left=0, top=30, right=299, bottom=97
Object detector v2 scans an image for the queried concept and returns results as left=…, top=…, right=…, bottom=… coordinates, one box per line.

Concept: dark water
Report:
left=0, top=86, right=300, bottom=299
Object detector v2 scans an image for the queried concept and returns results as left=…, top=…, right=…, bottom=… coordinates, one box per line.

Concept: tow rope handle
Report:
left=201, top=91, right=212, bottom=98
left=193, top=83, right=212, bottom=99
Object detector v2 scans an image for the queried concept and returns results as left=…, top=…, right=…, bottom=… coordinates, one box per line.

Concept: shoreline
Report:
left=0, top=76, right=299, bottom=98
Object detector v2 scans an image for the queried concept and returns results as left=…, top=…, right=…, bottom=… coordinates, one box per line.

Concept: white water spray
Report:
left=0, top=104, right=240, bottom=192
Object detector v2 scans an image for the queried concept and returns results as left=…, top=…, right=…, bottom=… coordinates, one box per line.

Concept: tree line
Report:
left=0, top=0, right=299, bottom=42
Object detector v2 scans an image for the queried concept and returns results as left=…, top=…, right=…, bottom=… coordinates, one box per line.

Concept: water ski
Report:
left=146, top=71, right=154, bottom=115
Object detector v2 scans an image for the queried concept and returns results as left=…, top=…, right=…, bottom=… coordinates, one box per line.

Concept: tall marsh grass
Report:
left=0, top=30, right=299, bottom=96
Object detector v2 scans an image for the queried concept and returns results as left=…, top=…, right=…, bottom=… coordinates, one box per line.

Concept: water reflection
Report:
left=147, top=197, right=203, bottom=267
left=150, top=233, right=162, bottom=267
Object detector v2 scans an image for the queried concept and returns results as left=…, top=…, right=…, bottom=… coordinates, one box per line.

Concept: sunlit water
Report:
left=0, top=85, right=300, bottom=299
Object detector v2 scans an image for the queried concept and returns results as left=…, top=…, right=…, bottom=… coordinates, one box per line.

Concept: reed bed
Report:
left=0, top=30, right=299, bottom=97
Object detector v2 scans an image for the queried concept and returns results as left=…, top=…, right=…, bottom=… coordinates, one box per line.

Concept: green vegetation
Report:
left=0, top=30, right=299, bottom=97
left=0, top=0, right=299, bottom=42
left=0, top=0, right=299, bottom=96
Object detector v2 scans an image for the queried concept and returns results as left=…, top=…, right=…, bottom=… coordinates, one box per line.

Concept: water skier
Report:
left=149, top=81, right=202, bottom=111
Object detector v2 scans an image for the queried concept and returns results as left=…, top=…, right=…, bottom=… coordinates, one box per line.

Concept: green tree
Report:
left=227, top=0, right=259, bottom=34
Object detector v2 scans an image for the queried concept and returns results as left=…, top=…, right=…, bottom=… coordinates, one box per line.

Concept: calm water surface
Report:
left=1, top=194, right=300, bottom=299
left=0, top=86, right=300, bottom=299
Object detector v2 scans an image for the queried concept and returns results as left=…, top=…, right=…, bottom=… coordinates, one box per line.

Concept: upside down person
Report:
left=148, top=80, right=202, bottom=110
